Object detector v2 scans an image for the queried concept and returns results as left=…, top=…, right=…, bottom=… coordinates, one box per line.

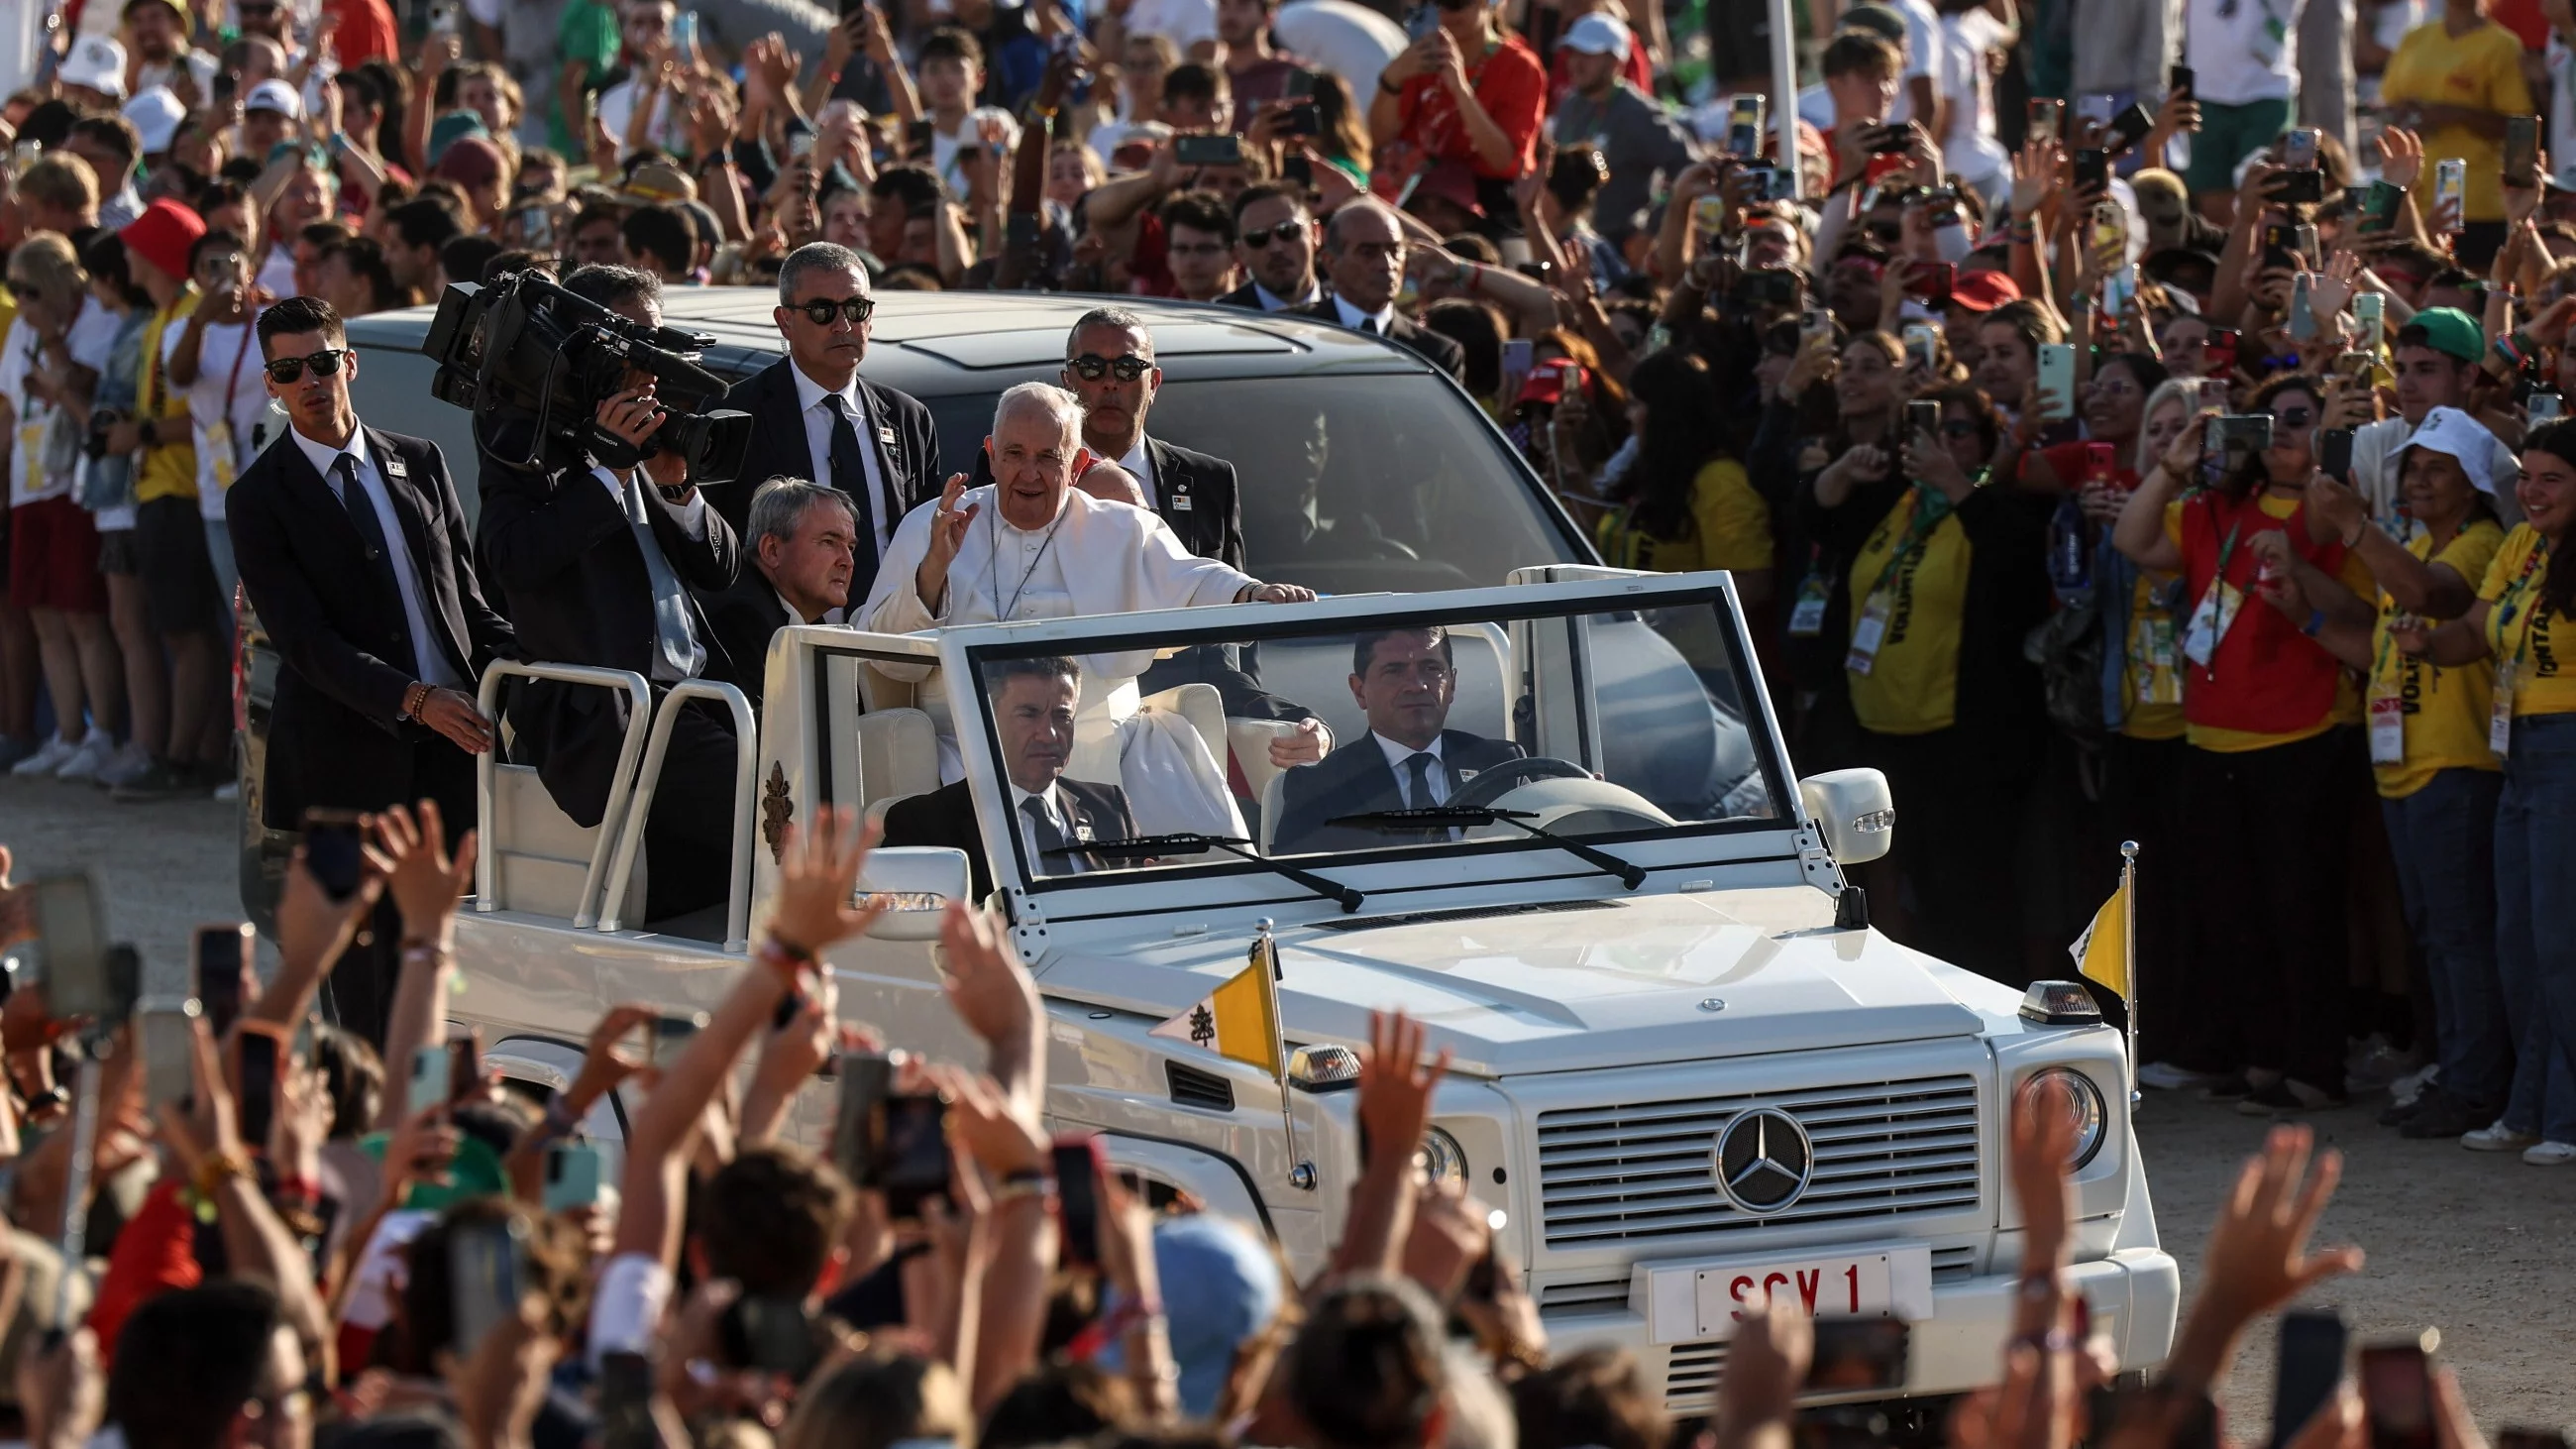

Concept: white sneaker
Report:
left=2389, top=1061, right=2440, bottom=1108
left=53, top=729, right=116, bottom=782
left=2137, top=1061, right=2219, bottom=1091
left=212, top=780, right=239, bottom=802
left=10, top=735, right=78, bottom=776
left=94, top=739, right=153, bottom=788
left=2522, top=1141, right=2576, bottom=1166
left=2463, top=1120, right=2541, bottom=1152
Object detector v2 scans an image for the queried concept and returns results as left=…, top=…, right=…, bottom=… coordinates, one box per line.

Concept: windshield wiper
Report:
left=1045, top=834, right=1366, bottom=913
left=1325, top=808, right=1648, bottom=890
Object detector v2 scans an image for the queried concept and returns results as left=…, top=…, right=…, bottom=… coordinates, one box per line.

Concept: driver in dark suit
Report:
left=1271, top=625, right=1524, bottom=854
left=881, top=655, right=1136, bottom=896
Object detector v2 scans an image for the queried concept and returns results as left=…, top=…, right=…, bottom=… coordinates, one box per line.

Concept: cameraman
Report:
left=476, top=264, right=745, bottom=925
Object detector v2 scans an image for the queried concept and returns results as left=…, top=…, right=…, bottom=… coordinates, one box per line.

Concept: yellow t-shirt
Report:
left=1847, top=487, right=1972, bottom=735
left=2164, top=493, right=2379, bottom=751
left=1594, top=459, right=1773, bottom=574
left=2370, top=521, right=2505, bottom=798
left=2379, top=20, right=2533, bottom=224
left=134, top=288, right=201, bottom=504
left=2121, top=566, right=2189, bottom=741
left=2481, top=523, right=2576, bottom=716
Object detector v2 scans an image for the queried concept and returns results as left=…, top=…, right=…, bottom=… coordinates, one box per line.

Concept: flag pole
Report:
left=2119, top=840, right=2140, bottom=1108
left=1254, top=918, right=1308, bottom=1188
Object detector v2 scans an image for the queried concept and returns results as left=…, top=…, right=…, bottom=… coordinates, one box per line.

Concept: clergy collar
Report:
left=291, top=417, right=370, bottom=479
left=789, top=359, right=864, bottom=414
left=1334, top=294, right=1398, bottom=334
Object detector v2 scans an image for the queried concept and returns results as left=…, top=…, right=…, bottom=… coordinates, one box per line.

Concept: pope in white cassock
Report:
left=859, top=382, right=1317, bottom=836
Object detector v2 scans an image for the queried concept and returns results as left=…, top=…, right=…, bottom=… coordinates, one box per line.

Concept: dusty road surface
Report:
left=2, top=776, right=2569, bottom=1433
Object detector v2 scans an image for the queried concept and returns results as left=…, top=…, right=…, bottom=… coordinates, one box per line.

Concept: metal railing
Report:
left=596, top=679, right=758, bottom=950
left=474, top=661, right=654, bottom=930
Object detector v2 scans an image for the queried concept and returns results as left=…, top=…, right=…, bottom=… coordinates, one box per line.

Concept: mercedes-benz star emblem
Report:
left=1712, top=1107, right=1815, bottom=1215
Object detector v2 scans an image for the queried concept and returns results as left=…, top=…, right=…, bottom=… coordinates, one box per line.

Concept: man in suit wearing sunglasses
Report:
left=224, top=295, right=517, bottom=1040
left=714, top=242, right=941, bottom=613
left=1217, top=183, right=1326, bottom=312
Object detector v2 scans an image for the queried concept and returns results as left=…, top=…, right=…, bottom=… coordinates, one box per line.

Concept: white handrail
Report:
left=475, top=661, right=655, bottom=929
left=595, top=679, right=759, bottom=950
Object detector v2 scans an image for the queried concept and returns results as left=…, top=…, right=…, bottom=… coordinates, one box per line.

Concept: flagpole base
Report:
left=1289, top=1162, right=1317, bottom=1191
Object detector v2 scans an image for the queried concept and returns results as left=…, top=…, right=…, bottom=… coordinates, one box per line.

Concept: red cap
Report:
left=434, top=136, right=505, bottom=190
left=1949, top=269, right=2022, bottom=312
left=1406, top=161, right=1485, bottom=221
left=1517, top=360, right=1586, bottom=407
left=119, top=196, right=206, bottom=283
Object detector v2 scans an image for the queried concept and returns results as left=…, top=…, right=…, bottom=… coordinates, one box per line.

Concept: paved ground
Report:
left=1, top=776, right=2567, bottom=1433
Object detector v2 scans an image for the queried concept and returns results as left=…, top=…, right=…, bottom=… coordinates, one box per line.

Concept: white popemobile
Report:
left=444, top=564, right=2179, bottom=1417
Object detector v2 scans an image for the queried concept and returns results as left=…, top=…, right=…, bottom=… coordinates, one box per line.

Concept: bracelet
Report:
left=272, top=1173, right=322, bottom=1206
left=2341, top=521, right=2367, bottom=549
left=1378, top=71, right=1404, bottom=95
left=756, top=935, right=813, bottom=977
left=2302, top=609, right=2327, bottom=636
left=193, top=1149, right=254, bottom=1198
left=989, top=1176, right=1053, bottom=1205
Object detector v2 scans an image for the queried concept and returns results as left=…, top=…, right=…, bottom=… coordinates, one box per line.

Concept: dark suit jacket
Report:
left=1289, top=299, right=1466, bottom=382
left=968, top=433, right=1244, bottom=571
left=227, top=426, right=516, bottom=830
left=714, top=357, right=942, bottom=547
left=880, top=776, right=1138, bottom=898
left=1216, top=279, right=1328, bottom=313
left=476, top=449, right=741, bottom=828
left=1271, top=729, right=1525, bottom=854
left=698, top=571, right=797, bottom=713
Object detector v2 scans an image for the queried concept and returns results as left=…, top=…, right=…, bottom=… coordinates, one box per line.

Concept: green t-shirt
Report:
left=555, top=0, right=623, bottom=152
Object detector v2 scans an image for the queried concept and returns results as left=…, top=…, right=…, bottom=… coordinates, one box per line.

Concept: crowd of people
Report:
left=0, top=803, right=2535, bottom=1449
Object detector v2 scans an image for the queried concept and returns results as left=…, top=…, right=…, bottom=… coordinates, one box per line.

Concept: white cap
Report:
left=1560, top=13, right=1633, bottom=58
left=122, top=87, right=186, bottom=155
left=2394, top=405, right=2502, bottom=496
left=245, top=77, right=302, bottom=118
left=59, top=35, right=129, bottom=99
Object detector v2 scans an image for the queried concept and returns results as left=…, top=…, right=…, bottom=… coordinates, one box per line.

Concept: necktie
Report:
left=1404, top=751, right=1441, bottom=809
left=825, top=393, right=882, bottom=604
left=333, top=455, right=418, bottom=676
left=622, top=472, right=702, bottom=681
left=1359, top=316, right=1380, bottom=335
left=1022, top=794, right=1076, bottom=870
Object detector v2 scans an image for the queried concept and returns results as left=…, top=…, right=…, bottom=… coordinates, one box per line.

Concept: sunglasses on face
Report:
left=1239, top=219, right=1306, bottom=249
left=1066, top=353, right=1152, bottom=382
left=4, top=281, right=37, bottom=301
left=789, top=295, right=875, bottom=326
left=265, top=348, right=348, bottom=385
left=2271, top=405, right=2315, bottom=426
left=1863, top=222, right=1902, bottom=243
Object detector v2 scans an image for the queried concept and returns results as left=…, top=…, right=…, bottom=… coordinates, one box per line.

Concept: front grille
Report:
left=1666, top=1341, right=1730, bottom=1404
left=1536, top=1075, right=1981, bottom=1247
left=1538, top=1276, right=1632, bottom=1318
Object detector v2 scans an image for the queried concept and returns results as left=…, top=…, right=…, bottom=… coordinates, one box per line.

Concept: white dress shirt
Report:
left=1009, top=779, right=1086, bottom=869
left=790, top=361, right=897, bottom=563
left=1253, top=279, right=1323, bottom=311
left=1333, top=294, right=1400, bottom=335
left=1373, top=731, right=1449, bottom=808
left=294, top=422, right=461, bottom=690
left=590, top=463, right=708, bottom=683
left=1113, top=434, right=1161, bottom=511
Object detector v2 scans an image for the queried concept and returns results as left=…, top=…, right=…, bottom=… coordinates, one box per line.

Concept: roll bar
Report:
left=596, top=678, right=759, bottom=949
left=474, top=661, right=654, bottom=929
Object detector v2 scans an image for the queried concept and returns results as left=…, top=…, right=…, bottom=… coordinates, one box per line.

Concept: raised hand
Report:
left=2008, top=1074, right=2081, bottom=1276
left=1357, top=1010, right=1449, bottom=1176
left=2378, top=125, right=2423, bottom=189
left=2200, top=1125, right=2364, bottom=1325
left=937, top=900, right=1037, bottom=1055
left=916, top=473, right=981, bottom=611
left=371, top=801, right=479, bottom=944
left=768, top=806, right=883, bottom=956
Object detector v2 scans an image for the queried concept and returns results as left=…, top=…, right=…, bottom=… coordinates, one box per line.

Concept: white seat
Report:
left=1139, top=683, right=1228, bottom=773
left=489, top=763, right=644, bottom=922
left=1229, top=718, right=1305, bottom=803
left=1259, top=767, right=1291, bottom=854
left=855, top=708, right=940, bottom=815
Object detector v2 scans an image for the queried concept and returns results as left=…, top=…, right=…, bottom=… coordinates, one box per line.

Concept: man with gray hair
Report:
left=714, top=242, right=941, bottom=606
left=698, top=477, right=860, bottom=710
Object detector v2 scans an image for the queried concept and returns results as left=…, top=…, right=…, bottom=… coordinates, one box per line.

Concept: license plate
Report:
left=1637, top=1245, right=1932, bottom=1343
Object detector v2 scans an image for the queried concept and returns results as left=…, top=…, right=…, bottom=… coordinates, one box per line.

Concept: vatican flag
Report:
left=1149, top=936, right=1283, bottom=1075
left=2069, top=888, right=2128, bottom=998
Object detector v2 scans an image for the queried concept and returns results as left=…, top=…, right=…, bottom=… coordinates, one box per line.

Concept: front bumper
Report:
left=1545, top=1249, right=2183, bottom=1413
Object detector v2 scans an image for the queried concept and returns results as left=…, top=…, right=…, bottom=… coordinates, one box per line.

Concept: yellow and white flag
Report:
left=1149, top=938, right=1282, bottom=1075
left=2069, top=888, right=2128, bottom=998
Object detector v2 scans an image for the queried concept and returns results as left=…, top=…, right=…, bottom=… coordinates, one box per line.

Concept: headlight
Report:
left=1419, top=1126, right=1468, bottom=1186
left=2019, top=1067, right=2108, bottom=1169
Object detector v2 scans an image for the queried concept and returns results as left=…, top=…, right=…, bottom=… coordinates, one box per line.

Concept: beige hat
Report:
left=619, top=160, right=699, bottom=205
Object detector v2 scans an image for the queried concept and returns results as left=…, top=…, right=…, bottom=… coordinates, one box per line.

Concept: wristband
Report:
left=272, top=1174, right=322, bottom=1207
left=1378, top=72, right=1404, bottom=95
left=2302, top=609, right=2327, bottom=636
left=990, top=1175, right=1053, bottom=1205
left=756, top=934, right=813, bottom=977
left=193, top=1149, right=255, bottom=1198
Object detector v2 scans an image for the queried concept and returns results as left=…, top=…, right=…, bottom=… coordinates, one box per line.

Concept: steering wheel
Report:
left=1446, top=756, right=1590, bottom=813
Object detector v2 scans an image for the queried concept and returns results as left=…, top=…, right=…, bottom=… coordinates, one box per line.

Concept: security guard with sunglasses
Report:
left=714, top=241, right=942, bottom=603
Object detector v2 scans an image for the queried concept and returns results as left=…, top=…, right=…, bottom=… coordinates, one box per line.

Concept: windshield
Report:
left=924, top=374, right=1578, bottom=594
left=941, top=586, right=1782, bottom=890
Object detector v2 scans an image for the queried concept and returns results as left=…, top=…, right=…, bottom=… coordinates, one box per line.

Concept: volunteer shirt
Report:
left=1846, top=485, right=1974, bottom=734
left=1, top=302, right=122, bottom=506
left=134, top=289, right=203, bottom=505
left=1387, top=33, right=1548, bottom=179
left=2482, top=523, right=2576, bottom=716
left=2379, top=19, right=2533, bottom=224
left=2163, top=491, right=2374, bottom=750
left=2370, top=520, right=2505, bottom=797
left=1595, top=458, right=1774, bottom=574
left=2185, top=0, right=2307, bottom=103
left=168, top=311, right=271, bottom=520
left=2352, top=413, right=2524, bottom=538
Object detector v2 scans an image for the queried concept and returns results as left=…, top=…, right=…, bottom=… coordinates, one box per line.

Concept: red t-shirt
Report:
left=1390, top=32, right=1548, bottom=179
left=2490, top=0, right=2548, bottom=51
left=2176, top=490, right=2348, bottom=735
left=327, top=0, right=401, bottom=66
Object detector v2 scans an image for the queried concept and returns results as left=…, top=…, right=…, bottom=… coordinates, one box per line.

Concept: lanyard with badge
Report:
left=2180, top=507, right=2253, bottom=670
left=2132, top=571, right=2184, bottom=706
left=203, top=322, right=255, bottom=493
left=1845, top=485, right=1954, bottom=676
left=14, top=331, right=44, bottom=483
left=2368, top=603, right=2414, bottom=765
left=1787, top=544, right=1835, bottom=636
left=2489, top=538, right=2550, bottom=756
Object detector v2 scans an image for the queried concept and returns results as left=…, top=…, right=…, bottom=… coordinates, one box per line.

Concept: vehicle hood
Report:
left=1038, top=889, right=1996, bottom=1075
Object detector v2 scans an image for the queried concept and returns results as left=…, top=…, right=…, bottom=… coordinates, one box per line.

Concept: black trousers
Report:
left=317, top=738, right=478, bottom=1048
left=1859, top=723, right=2040, bottom=988
left=2101, top=732, right=2190, bottom=1051
left=2173, top=730, right=2352, bottom=1087
left=641, top=697, right=741, bottom=924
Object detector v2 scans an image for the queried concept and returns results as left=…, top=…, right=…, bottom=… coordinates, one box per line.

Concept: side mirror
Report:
left=1797, top=768, right=1894, bottom=865
left=857, top=847, right=973, bottom=940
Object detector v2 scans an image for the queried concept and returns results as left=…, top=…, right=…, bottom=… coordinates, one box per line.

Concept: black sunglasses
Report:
left=2270, top=405, right=2315, bottom=426
left=789, top=295, right=875, bottom=326
left=265, top=348, right=348, bottom=385
left=1239, top=219, right=1307, bottom=249
left=1863, top=222, right=1903, bottom=243
left=1066, top=353, right=1152, bottom=382
left=4, top=281, right=37, bottom=301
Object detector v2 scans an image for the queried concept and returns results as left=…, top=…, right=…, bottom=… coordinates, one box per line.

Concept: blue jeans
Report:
left=2495, top=714, right=2576, bottom=1142
left=203, top=516, right=237, bottom=633
left=2381, top=769, right=2509, bottom=1103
